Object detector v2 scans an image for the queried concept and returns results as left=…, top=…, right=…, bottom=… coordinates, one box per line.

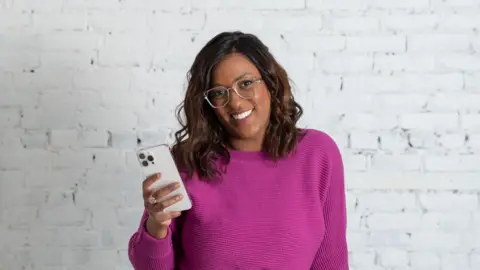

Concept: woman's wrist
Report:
left=146, top=216, right=169, bottom=239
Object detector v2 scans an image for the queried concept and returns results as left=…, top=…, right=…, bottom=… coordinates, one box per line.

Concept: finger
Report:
left=144, top=182, right=181, bottom=207
left=152, top=211, right=182, bottom=222
left=167, top=211, right=182, bottom=219
left=151, top=182, right=181, bottom=200
left=144, top=188, right=183, bottom=212
left=142, top=173, right=161, bottom=199
left=151, top=194, right=184, bottom=212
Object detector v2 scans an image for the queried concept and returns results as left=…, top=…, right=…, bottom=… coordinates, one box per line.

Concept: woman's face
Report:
left=207, top=53, right=271, bottom=143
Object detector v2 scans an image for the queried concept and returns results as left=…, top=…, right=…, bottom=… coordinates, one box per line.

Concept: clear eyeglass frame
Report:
left=203, top=77, right=263, bottom=109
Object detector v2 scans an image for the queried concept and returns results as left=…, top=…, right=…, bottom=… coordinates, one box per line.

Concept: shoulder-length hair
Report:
left=171, top=31, right=304, bottom=179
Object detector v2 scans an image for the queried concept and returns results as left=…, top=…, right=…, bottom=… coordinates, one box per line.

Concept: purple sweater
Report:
left=128, top=129, right=349, bottom=269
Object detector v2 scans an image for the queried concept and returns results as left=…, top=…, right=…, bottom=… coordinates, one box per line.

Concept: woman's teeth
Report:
left=232, top=109, right=252, bottom=120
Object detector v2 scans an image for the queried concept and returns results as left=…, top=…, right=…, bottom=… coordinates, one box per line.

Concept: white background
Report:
left=1, top=0, right=480, bottom=269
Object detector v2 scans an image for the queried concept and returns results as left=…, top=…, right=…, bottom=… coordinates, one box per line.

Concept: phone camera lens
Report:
left=147, top=155, right=154, bottom=162
left=139, top=153, right=146, bottom=159
left=142, top=160, right=148, bottom=167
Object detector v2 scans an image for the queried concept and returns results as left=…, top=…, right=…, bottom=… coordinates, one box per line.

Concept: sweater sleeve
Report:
left=128, top=209, right=178, bottom=270
left=311, top=137, right=349, bottom=270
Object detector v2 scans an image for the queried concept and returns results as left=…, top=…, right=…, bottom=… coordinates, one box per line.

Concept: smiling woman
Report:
left=172, top=32, right=305, bottom=179
left=204, top=54, right=273, bottom=151
left=127, top=31, right=349, bottom=270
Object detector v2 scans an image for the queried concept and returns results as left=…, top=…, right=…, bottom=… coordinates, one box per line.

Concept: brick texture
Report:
left=1, top=0, right=480, bottom=269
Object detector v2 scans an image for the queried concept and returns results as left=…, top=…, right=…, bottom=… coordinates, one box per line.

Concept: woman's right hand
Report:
left=142, top=173, right=183, bottom=239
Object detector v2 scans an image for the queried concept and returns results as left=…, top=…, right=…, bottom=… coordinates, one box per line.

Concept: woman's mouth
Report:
left=232, top=109, right=253, bottom=120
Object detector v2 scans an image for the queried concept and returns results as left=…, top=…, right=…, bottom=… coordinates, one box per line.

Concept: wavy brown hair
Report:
left=171, top=31, right=304, bottom=179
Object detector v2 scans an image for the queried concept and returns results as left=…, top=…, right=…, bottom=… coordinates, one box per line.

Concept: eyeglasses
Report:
left=203, top=76, right=263, bottom=108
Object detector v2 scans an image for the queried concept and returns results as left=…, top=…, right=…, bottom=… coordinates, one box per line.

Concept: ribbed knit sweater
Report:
left=128, top=129, right=349, bottom=269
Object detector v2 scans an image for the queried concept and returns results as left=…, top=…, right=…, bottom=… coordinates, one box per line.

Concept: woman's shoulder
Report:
left=295, top=128, right=343, bottom=166
left=298, top=128, right=341, bottom=153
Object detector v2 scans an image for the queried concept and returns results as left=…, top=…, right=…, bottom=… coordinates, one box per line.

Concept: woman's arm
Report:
left=128, top=209, right=177, bottom=270
left=311, top=137, right=349, bottom=270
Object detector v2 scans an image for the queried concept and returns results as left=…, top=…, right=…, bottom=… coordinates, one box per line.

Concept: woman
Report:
left=128, top=31, right=349, bottom=270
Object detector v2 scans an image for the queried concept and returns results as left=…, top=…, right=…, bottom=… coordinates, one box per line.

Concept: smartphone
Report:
left=136, top=144, right=192, bottom=212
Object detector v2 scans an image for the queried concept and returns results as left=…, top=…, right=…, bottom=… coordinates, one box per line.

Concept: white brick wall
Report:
left=1, top=0, right=479, bottom=269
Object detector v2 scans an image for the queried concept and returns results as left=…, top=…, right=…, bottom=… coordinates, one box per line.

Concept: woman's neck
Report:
left=228, top=137, right=263, bottom=152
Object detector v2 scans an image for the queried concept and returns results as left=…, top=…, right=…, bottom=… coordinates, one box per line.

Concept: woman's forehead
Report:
left=211, top=54, right=260, bottom=85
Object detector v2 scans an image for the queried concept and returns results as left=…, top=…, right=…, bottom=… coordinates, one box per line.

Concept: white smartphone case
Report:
left=136, top=144, right=192, bottom=212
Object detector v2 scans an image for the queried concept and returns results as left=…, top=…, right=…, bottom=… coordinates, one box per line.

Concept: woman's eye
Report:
left=210, top=89, right=227, bottom=98
left=239, top=80, right=253, bottom=88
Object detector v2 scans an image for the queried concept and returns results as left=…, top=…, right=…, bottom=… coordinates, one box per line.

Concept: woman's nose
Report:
left=227, top=89, right=244, bottom=109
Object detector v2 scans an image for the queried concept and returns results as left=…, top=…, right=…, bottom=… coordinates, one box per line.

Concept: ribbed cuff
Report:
left=138, top=219, right=174, bottom=259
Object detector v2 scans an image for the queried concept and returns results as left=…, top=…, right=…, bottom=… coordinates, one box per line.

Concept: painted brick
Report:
left=409, top=252, right=441, bottom=269
left=316, top=53, right=374, bottom=73
left=1, top=1, right=479, bottom=269
left=409, top=232, right=463, bottom=251
left=431, top=0, right=480, bottom=7
left=378, top=248, right=409, bottom=268
left=367, top=212, right=422, bottom=230
left=324, top=16, right=379, bottom=33
left=0, top=10, right=30, bottom=30
left=421, top=212, right=472, bottom=231
left=418, top=192, right=478, bottom=211
left=370, top=154, right=422, bottom=171
left=49, top=129, right=79, bottom=148
left=346, top=35, right=406, bottom=52
left=356, top=191, right=417, bottom=212
left=80, top=130, right=109, bottom=148
left=462, top=114, right=480, bottom=132
left=0, top=108, right=21, bottom=128
left=373, top=53, right=436, bottom=72
left=349, top=131, right=379, bottom=149
left=32, top=12, right=87, bottom=31
left=192, top=0, right=305, bottom=10
left=348, top=251, right=376, bottom=267
left=424, top=155, right=480, bottom=172
left=408, top=34, right=471, bottom=52
left=306, top=0, right=368, bottom=10
left=21, top=130, right=48, bottom=149
left=21, top=108, right=77, bottom=129
left=471, top=253, right=480, bottom=269
left=109, top=131, right=138, bottom=149
left=382, top=14, right=439, bottom=32
left=441, top=253, right=470, bottom=270
left=98, top=33, right=152, bottom=67
left=77, top=109, right=138, bottom=130
left=399, top=113, right=459, bottom=131
left=367, top=0, right=430, bottom=9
